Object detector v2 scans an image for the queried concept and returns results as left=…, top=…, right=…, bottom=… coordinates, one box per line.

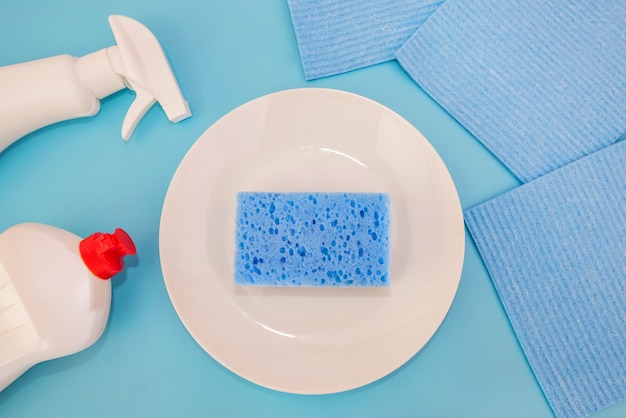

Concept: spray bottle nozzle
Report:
left=78, top=15, right=191, bottom=140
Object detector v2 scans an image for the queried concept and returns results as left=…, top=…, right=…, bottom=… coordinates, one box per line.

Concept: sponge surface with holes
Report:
left=234, top=192, right=390, bottom=286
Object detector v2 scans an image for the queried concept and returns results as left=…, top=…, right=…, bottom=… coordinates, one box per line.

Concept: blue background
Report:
left=0, top=1, right=623, bottom=417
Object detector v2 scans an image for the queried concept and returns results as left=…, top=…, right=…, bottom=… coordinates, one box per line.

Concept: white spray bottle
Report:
left=0, top=223, right=136, bottom=391
left=0, top=15, right=191, bottom=152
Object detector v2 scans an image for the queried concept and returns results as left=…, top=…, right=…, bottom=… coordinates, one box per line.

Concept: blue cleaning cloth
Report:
left=464, top=140, right=626, bottom=418
left=287, top=0, right=443, bottom=80
left=396, top=0, right=626, bottom=182
left=235, top=192, right=391, bottom=286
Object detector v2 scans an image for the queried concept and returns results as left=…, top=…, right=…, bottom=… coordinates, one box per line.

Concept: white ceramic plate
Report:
left=159, top=88, right=464, bottom=394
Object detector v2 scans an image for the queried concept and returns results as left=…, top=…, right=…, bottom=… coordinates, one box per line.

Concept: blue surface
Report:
left=396, top=0, right=626, bottom=183
left=0, top=1, right=624, bottom=417
left=465, top=141, right=626, bottom=418
left=235, top=192, right=390, bottom=287
left=287, top=0, right=442, bottom=80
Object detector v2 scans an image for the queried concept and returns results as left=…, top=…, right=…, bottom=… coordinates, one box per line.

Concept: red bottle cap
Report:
left=79, top=228, right=137, bottom=280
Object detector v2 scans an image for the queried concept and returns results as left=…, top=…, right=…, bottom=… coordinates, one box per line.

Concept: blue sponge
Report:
left=234, top=192, right=391, bottom=287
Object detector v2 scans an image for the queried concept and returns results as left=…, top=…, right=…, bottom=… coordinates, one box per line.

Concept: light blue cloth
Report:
left=287, top=0, right=443, bottom=80
left=464, top=140, right=626, bottom=418
left=396, top=0, right=626, bottom=182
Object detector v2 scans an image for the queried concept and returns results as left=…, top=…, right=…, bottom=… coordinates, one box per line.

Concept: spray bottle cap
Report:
left=77, top=15, right=191, bottom=140
left=79, top=228, right=137, bottom=280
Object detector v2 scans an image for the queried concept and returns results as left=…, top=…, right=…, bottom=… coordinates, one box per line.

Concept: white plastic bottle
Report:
left=0, top=15, right=191, bottom=152
left=0, top=223, right=136, bottom=391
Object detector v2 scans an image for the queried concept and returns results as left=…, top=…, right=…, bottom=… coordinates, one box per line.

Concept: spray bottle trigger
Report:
left=121, top=84, right=156, bottom=140
left=107, top=15, right=191, bottom=141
